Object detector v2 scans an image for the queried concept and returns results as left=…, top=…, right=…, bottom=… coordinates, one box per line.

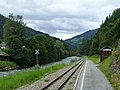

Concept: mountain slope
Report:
left=65, top=29, right=98, bottom=48
left=79, top=8, right=120, bottom=55
left=0, top=14, right=70, bottom=67
left=0, top=14, right=7, bottom=38
left=0, top=14, right=45, bottom=39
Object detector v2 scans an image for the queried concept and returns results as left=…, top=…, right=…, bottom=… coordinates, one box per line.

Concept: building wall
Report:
left=0, top=56, right=9, bottom=61
left=100, top=51, right=112, bottom=62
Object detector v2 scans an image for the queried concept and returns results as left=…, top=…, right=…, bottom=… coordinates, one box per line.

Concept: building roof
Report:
left=0, top=42, right=6, bottom=48
left=0, top=49, right=9, bottom=56
left=100, top=45, right=112, bottom=51
left=102, top=49, right=112, bottom=51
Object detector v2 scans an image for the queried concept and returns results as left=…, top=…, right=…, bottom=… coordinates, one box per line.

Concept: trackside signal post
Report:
left=35, top=49, right=39, bottom=65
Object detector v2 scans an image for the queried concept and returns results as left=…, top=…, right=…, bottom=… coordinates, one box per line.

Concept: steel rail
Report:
left=57, top=60, right=85, bottom=90
left=41, top=60, right=85, bottom=90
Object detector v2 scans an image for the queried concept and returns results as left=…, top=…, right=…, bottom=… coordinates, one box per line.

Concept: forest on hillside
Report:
left=78, top=8, right=120, bottom=55
left=2, top=14, right=70, bottom=68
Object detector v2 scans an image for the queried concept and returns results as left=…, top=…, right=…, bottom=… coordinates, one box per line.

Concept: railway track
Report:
left=41, top=59, right=85, bottom=90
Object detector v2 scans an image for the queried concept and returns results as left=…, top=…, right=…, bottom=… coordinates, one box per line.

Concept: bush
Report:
left=0, top=61, right=17, bottom=71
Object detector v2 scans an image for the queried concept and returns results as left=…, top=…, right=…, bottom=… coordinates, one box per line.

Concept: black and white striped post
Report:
left=35, top=49, right=39, bottom=65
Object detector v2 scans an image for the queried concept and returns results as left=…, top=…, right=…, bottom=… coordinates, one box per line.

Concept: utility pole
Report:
left=35, top=49, right=39, bottom=65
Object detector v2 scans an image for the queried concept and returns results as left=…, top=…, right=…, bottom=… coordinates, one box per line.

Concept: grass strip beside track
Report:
left=88, top=55, right=100, bottom=64
left=0, top=63, right=71, bottom=90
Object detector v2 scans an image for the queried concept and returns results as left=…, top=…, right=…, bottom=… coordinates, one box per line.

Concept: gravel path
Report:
left=16, top=61, right=80, bottom=90
left=46, top=61, right=81, bottom=90
left=16, top=58, right=84, bottom=90
left=62, top=61, right=84, bottom=90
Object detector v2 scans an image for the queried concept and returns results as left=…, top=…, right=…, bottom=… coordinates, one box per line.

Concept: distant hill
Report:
left=0, top=14, right=46, bottom=39
left=65, top=29, right=98, bottom=48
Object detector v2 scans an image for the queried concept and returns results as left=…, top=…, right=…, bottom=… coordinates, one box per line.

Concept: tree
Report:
left=3, top=14, right=70, bottom=67
left=3, top=14, right=26, bottom=48
left=3, top=14, right=29, bottom=67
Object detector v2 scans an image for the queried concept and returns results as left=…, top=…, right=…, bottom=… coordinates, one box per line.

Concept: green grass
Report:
left=0, top=61, right=17, bottom=71
left=88, top=55, right=100, bottom=64
left=0, top=63, right=71, bottom=90
left=99, top=53, right=120, bottom=90
left=99, top=55, right=114, bottom=75
left=44, top=79, right=50, bottom=82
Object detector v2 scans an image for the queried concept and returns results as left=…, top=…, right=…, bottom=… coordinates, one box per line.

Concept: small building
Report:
left=0, top=49, right=10, bottom=61
left=0, top=42, right=7, bottom=49
left=99, top=45, right=112, bottom=62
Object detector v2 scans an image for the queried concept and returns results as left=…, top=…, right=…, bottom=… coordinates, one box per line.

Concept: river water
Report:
left=0, top=56, right=80, bottom=77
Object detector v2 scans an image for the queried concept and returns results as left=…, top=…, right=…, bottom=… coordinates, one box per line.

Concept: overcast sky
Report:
left=0, top=0, right=120, bottom=40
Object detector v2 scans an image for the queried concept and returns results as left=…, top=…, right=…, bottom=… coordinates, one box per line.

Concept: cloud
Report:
left=0, top=0, right=120, bottom=39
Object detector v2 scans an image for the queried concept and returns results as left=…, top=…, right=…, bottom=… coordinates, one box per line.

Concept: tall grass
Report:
left=88, top=55, right=100, bottom=64
left=0, top=61, right=17, bottom=71
left=99, top=53, right=120, bottom=90
left=99, top=55, right=115, bottom=78
left=0, top=63, right=69, bottom=90
left=0, top=61, right=17, bottom=67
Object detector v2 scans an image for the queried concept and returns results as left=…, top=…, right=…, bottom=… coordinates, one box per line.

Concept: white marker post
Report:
left=35, top=49, right=39, bottom=65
